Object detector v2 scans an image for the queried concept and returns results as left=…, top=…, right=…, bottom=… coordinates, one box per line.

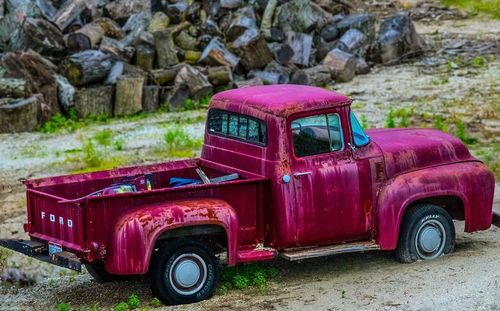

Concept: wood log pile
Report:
left=0, top=0, right=426, bottom=133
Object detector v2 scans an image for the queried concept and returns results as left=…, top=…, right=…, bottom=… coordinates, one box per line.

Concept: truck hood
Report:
left=366, top=128, right=475, bottom=178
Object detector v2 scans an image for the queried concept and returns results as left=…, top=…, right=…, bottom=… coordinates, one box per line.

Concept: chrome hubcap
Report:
left=168, top=253, right=207, bottom=295
left=415, top=219, right=446, bottom=260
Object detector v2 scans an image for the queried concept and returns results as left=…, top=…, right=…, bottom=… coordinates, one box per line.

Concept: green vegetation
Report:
left=150, top=298, right=162, bottom=308
left=361, top=114, right=369, bottom=129
left=19, top=144, right=48, bottom=158
left=56, top=303, right=69, bottom=311
left=432, top=115, right=449, bottom=132
left=441, top=0, right=500, bottom=19
left=395, top=108, right=409, bottom=128
left=385, top=108, right=396, bottom=128
left=455, top=121, right=477, bottom=144
left=160, top=127, right=203, bottom=158
left=114, top=302, right=128, bottom=311
left=471, top=143, right=500, bottom=178
left=93, top=129, right=113, bottom=146
left=218, top=263, right=279, bottom=293
left=127, top=294, right=140, bottom=310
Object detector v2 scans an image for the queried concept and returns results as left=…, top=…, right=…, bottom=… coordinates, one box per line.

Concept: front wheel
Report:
left=150, top=239, right=218, bottom=305
left=395, top=204, right=455, bottom=263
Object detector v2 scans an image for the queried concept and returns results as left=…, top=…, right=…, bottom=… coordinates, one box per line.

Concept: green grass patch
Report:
left=157, top=127, right=203, bottom=158
left=218, top=263, right=279, bottom=293
left=471, top=142, right=500, bottom=178
left=441, top=0, right=500, bottom=19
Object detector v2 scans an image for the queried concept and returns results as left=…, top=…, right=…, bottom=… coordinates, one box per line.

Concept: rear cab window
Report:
left=208, top=109, right=267, bottom=146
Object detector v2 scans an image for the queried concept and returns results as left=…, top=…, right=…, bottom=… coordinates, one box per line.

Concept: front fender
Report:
left=105, top=199, right=238, bottom=275
left=376, top=161, right=494, bottom=250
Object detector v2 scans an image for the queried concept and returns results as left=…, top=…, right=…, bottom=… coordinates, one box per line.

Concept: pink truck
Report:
left=1, top=85, right=497, bottom=305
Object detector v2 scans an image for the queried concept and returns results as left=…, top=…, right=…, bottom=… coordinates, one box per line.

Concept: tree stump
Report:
left=105, top=0, right=151, bottom=22
left=167, top=83, right=189, bottom=111
left=227, top=5, right=257, bottom=41
left=234, top=76, right=263, bottom=88
left=142, top=85, right=160, bottom=112
left=0, top=78, right=29, bottom=98
left=135, top=45, right=155, bottom=71
left=67, top=18, right=124, bottom=53
left=154, top=30, right=179, bottom=68
left=100, top=36, right=135, bottom=62
left=322, top=48, right=356, bottom=82
left=291, top=65, right=331, bottom=86
left=207, top=66, right=233, bottom=86
left=150, top=65, right=183, bottom=85
left=184, top=50, right=201, bottom=64
left=54, top=74, right=75, bottom=112
left=74, top=85, right=114, bottom=118
left=0, top=95, right=40, bottom=133
left=8, top=18, right=65, bottom=56
left=148, top=12, right=170, bottom=33
left=59, top=50, right=113, bottom=86
left=200, top=37, right=240, bottom=68
left=175, top=30, right=199, bottom=51
left=337, top=28, right=368, bottom=57
left=174, top=65, right=213, bottom=100
left=286, top=31, right=313, bottom=66
left=232, top=29, right=273, bottom=70
left=114, top=75, right=144, bottom=116
left=51, top=0, right=86, bottom=31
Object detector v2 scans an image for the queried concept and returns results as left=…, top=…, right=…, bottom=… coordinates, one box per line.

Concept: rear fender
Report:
left=376, top=162, right=494, bottom=250
left=105, top=199, right=238, bottom=275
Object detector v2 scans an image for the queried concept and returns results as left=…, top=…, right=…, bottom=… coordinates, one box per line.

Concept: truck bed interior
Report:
left=26, top=159, right=250, bottom=201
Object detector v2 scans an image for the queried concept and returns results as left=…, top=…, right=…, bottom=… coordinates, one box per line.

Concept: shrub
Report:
left=127, top=294, right=140, bottom=309
left=361, top=114, right=369, bottom=129
left=114, top=302, right=127, bottom=311
left=385, top=108, right=395, bottom=128
left=93, top=129, right=113, bottom=146
left=81, top=139, right=103, bottom=168
left=150, top=297, right=162, bottom=308
left=56, top=303, right=69, bottom=311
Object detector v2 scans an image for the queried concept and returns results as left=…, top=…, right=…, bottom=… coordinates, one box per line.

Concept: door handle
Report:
left=293, top=171, right=312, bottom=177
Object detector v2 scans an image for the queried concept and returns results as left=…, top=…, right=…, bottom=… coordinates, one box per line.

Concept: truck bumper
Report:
left=0, top=239, right=81, bottom=272
left=493, top=212, right=500, bottom=228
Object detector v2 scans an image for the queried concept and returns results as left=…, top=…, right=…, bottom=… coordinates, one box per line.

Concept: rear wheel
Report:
left=395, top=204, right=455, bottom=263
left=150, top=239, right=218, bottom=305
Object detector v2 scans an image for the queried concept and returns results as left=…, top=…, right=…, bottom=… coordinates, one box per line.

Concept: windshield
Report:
left=349, top=111, right=370, bottom=147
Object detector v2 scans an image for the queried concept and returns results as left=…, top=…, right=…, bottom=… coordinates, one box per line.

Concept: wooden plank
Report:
left=280, top=241, right=379, bottom=261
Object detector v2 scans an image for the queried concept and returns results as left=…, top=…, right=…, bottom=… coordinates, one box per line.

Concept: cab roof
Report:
left=210, top=85, right=351, bottom=118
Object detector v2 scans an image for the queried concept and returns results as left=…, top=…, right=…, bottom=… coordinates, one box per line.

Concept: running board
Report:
left=280, top=241, right=380, bottom=261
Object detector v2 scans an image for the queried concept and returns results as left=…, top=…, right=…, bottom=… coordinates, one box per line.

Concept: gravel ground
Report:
left=0, top=11, right=499, bottom=311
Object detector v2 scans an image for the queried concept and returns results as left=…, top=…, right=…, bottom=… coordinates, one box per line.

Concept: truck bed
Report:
left=23, top=158, right=267, bottom=260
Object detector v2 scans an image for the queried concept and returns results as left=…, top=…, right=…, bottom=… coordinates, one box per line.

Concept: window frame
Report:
left=290, top=112, right=345, bottom=158
left=349, top=111, right=371, bottom=147
left=207, top=108, right=268, bottom=147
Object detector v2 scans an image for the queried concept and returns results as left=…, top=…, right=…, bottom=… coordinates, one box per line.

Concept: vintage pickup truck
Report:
left=1, top=85, right=497, bottom=305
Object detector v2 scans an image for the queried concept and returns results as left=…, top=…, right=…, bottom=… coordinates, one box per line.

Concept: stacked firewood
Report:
left=0, top=0, right=425, bottom=133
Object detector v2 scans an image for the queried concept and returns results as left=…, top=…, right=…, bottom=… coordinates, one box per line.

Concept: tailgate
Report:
left=27, top=189, right=86, bottom=251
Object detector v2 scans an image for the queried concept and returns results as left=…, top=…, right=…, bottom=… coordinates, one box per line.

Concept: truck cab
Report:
left=1, top=85, right=496, bottom=306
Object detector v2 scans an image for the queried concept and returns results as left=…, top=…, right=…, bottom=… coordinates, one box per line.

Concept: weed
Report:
left=184, top=98, right=196, bottom=111
left=81, top=139, right=103, bottom=168
left=385, top=108, right=395, bottom=128
left=432, top=115, right=449, bottom=132
left=93, top=129, right=113, bottom=146
left=56, top=303, right=69, bottom=311
left=48, top=278, right=56, bottom=287
left=396, top=108, right=409, bottom=128
left=19, top=144, right=48, bottom=158
left=472, top=143, right=500, bottom=178
left=361, top=114, right=368, bottom=129
left=441, top=0, right=500, bottom=19
left=341, top=290, right=346, bottom=299
left=150, top=298, right=162, bottom=308
left=351, top=102, right=366, bottom=110
left=160, top=127, right=202, bottom=158
left=115, top=302, right=128, bottom=311
left=127, top=294, right=140, bottom=309
left=39, top=113, right=76, bottom=133
left=216, top=284, right=229, bottom=295
left=455, top=121, right=477, bottom=144
left=113, top=139, right=125, bottom=151
left=219, top=263, right=279, bottom=292
left=89, top=303, right=99, bottom=311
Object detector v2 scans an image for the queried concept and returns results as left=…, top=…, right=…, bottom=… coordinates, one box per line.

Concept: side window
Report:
left=292, top=113, right=344, bottom=157
left=207, top=109, right=267, bottom=145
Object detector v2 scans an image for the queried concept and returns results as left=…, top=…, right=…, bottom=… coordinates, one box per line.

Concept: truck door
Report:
left=289, top=111, right=371, bottom=246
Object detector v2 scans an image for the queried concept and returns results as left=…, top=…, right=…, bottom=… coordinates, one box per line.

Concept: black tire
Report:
left=84, top=261, right=117, bottom=283
left=395, top=204, right=455, bottom=263
left=150, top=238, right=218, bottom=305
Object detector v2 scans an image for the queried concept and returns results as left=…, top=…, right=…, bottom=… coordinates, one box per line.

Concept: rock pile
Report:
left=0, top=0, right=425, bottom=133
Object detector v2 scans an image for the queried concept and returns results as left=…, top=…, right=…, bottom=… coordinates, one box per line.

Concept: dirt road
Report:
left=1, top=8, right=499, bottom=311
